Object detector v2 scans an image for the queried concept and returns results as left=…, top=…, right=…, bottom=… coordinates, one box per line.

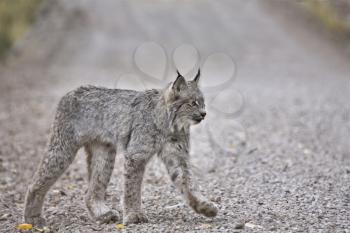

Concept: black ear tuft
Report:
left=176, top=70, right=182, bottom=77
left=193, top=69, right=200, bottom=83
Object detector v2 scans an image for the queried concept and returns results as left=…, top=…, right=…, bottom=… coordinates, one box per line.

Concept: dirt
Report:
left=0, top=0, right=350, bottom=232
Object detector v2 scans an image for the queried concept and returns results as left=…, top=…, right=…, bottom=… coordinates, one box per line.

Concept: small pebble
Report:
left=233, top=222, right=245, bottom=229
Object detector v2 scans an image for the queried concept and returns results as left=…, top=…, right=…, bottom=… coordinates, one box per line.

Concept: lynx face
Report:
left=167, top=70, right=207, bottom=128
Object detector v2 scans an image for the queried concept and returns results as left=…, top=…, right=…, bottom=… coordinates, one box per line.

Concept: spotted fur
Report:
left=23, top=70, right=217, bottom=226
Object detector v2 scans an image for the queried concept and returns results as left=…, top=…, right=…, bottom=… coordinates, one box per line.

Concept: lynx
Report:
left=24, top=70, right=218, bottom=226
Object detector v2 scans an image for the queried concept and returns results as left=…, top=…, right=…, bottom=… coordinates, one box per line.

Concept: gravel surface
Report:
left=1, top=0, right=350, bottom=232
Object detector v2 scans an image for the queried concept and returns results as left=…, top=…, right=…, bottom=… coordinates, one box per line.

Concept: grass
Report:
left=0, top=0, right=42, bottom=58
left=301, top=0, right=350, bottom=34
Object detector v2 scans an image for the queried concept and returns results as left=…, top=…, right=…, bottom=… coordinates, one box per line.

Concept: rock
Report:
left=233, top=222, right=245, bottom=229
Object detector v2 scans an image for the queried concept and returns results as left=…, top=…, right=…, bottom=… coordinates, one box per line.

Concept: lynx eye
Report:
left=191, top=100, right=199, bottom=106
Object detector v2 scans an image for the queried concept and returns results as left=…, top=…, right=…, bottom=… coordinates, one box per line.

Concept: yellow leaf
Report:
left=16, top=223, right=33, bottom=230
left=116, top=224, right=125, bottom=230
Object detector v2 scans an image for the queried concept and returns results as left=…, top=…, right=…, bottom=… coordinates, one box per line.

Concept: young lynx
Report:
left=24, top=70, right=218, bottom=226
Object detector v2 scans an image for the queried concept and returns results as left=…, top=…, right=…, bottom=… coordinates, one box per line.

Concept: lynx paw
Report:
left=24, top=216, right=46, bottom=228
left=95, top=210, right=119, bottom=224
left=123, top=211, right=148, bottom=225
left=87, top=200, right=119, bottom=224
left=191, top=199, right=218, bottom=217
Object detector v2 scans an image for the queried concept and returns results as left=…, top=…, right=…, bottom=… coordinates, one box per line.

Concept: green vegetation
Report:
left=0, top=0, right=42, bottom=58
left=301, top=0, right=350, bottom=34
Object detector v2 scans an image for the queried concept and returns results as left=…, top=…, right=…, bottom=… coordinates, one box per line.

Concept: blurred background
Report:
left=0, top=0, right=349, bottom=232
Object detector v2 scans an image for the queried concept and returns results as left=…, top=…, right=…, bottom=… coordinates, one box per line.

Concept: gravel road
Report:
left=0, top=0, right=349, bottom=232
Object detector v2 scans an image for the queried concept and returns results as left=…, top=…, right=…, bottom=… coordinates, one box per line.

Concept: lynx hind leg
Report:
left=24, top=140, right=78, bottom=227
left=85, top=143, right=119, bottom=223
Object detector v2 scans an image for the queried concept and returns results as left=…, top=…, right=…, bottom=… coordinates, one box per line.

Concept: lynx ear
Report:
left=193, top=69, right=200, bottom=84
left=172, top=74, right=187, bottom=92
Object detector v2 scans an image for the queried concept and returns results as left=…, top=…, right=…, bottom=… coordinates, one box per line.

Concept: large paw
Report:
left=86, top=200, right=119, bottom=224
left=95, top=210, right=120, bottom=224
left=190, top=199, right=218, bottom=217
left=123, top=211, right=148, bottom=225
left=24, top=216, right=46, bottom=228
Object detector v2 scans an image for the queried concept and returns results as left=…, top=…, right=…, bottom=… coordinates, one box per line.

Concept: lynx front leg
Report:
left=123, top=154, right=149, bottom=225
left=160, top=149, right=218, bottom=218
left=84, top=143, right=119, bottom=223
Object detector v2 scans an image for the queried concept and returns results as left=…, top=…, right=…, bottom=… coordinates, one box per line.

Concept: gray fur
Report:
left=24, top=71, right=217, bottom=226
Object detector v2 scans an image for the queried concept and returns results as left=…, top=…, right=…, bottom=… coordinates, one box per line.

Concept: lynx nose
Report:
left=201, top=112, right=207, bottom=118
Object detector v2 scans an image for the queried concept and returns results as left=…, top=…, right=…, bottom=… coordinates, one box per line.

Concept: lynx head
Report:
left=165, top=69, right=206, bottom=129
